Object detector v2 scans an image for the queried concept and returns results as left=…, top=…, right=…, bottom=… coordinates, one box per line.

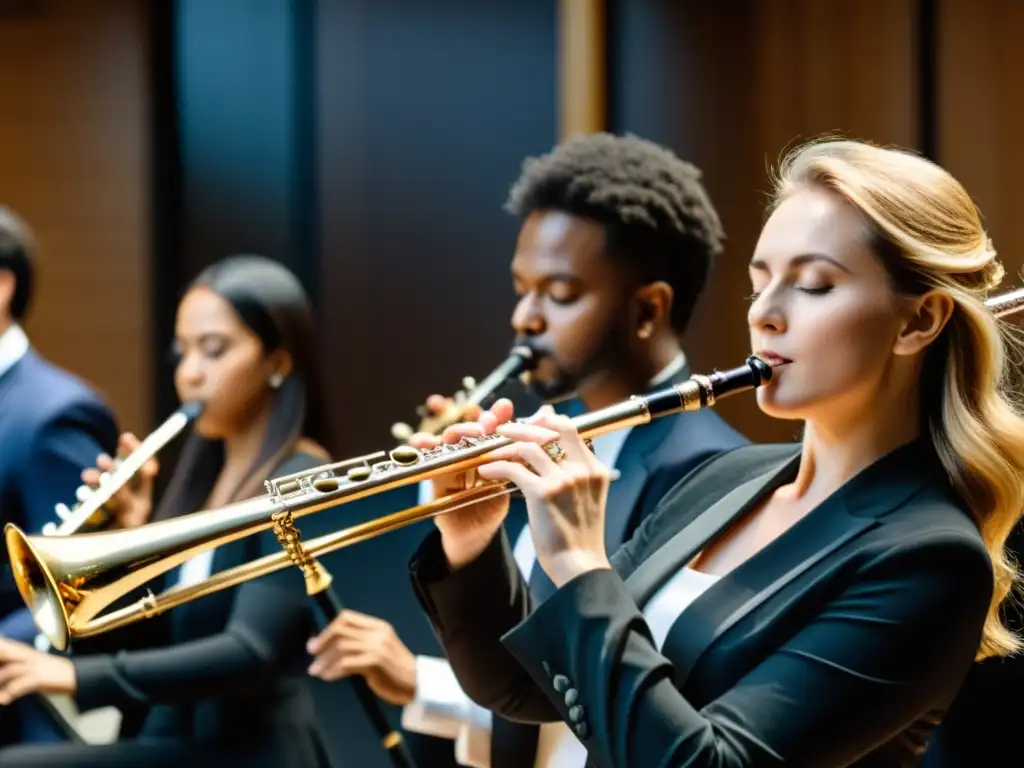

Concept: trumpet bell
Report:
left=5, top=524, right=70, bottom=651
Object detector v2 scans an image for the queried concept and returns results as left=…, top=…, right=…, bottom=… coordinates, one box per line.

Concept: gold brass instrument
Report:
left=6, top=354, right=775, bottom=650
left=390, top=344, right=537, bottom=442
left=42, top=402, right=204, bottom=536
left=28, top=401, right=203, bottom=745
left=10, top=286, right=1024, bottom=652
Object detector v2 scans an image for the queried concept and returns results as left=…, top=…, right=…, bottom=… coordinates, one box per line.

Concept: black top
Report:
left=411, top=441, right=992, bottom=767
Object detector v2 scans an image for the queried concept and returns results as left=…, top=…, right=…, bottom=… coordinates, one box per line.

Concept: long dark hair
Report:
left=153, top=255, right=332, bottom=522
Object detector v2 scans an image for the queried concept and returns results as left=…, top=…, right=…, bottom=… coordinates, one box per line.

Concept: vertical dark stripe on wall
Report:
left=917, top=0, right=939, bottom=160
left=149, top=0, right=183, bottom=423
left=291, top=0, right=319, bottom=307
left=604, top=0, right=623, bottom=132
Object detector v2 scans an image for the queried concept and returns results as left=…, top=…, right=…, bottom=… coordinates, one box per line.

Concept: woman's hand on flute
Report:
left=477, top=407, right=613, bottom=588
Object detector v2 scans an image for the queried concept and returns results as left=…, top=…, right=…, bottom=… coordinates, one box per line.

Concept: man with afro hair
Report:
left=307, top=133, right=748, bottom=768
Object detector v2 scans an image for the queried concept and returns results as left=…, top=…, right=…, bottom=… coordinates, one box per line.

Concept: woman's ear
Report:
left=893, top=290, right=955, bottom=357
left=0, top=271, right=14, bottom=324
left=267, top=349, right=294, bottom=388
left=633, top=281, right=674, bottom=340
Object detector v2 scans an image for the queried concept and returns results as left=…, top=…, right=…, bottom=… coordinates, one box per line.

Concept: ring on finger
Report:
left=543, top=442, right=567, bottom=464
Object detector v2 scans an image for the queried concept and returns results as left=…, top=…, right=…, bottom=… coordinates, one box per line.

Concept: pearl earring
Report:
left=269, top=373, right=284, bottom=390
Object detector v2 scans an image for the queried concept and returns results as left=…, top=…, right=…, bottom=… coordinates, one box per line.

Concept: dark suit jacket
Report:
left=411, top=441, right=992, bottom=768
left=0, top=347, right=118, bottom=746
left=0, top=349, right=119, bottom=637
left=8, top=450, right=335, bottom=768
left=491, top=365, right=748, bottom=768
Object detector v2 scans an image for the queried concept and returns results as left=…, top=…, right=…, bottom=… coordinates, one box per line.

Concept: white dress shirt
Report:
left=402, top=353, right=696, bottom=767
left=0, top=323, right=29, bottom=381
left=175, top=549, right=216, bottom=587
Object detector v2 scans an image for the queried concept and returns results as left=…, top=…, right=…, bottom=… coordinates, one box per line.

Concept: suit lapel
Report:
left=602, top=422, right=658, bottom=551
left=625, top=454, right=799, bottom=606
left=666, top=495, right=876, bottom=688
left=0, top=351, right=26, bottom=414
left=603, top=365, right=692, bottom=551
left=661, top=439, right=939, bottom=688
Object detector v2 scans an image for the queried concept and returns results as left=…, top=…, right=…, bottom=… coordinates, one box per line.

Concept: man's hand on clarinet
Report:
left=307, top=610, right=416, bottom=706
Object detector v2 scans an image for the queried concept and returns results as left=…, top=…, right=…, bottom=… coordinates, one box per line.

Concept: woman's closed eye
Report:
left=748, top=283, right=834, bottom=302
left=199, top=341, right=228, bottom=360
left=797, top=285, right=834, bottom=296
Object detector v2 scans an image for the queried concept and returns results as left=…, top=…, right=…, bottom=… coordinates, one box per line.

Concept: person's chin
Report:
left=755, top=388, right=807, bottom=421
left=193, top=416, right=225, bottom=439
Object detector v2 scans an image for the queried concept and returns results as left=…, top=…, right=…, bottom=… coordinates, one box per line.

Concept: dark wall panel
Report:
left=313, top=3, right=557, bottom=766
left=175, top=0, right=314, bottom=285
left=318, top=0, right=557, bottom=457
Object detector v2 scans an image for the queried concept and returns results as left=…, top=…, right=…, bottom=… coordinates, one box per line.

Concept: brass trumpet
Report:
left=390, top=344, right=538, bottom=442
left=6, top=355, right=775, bottom=650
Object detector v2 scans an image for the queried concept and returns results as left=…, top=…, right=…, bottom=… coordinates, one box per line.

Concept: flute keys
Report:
left=389, top=446, right=421, bottom=466
left=313, top=477, right=339, bottom=492
left=347, top=466, right=372, bottom=482
left=276, top=480, right=301, bottom=495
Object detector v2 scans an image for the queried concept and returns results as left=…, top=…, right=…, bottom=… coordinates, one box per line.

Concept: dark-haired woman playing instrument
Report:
left=0, top=255, right=334, bottom=767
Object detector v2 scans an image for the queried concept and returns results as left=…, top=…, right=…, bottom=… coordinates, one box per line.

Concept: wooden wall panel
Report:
left=611, top=0, right=918, bottom=443
left=0, top=0, right=151, bottom=433
left=937, top=0, right=1024, bottom=289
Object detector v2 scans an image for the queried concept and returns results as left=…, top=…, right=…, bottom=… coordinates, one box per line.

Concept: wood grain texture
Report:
left=936, top=0, right=1024, bottom=294
left=610, top=0, right=918, bottom=443
left=0, top=0, right=151, bottom=433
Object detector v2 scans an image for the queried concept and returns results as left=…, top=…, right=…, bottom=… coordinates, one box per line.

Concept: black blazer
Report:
left=64, top=450, right=331, bottom=768
left=410, top=441, right=993, bottom=767
left=492, top=364, right=748, bottom=767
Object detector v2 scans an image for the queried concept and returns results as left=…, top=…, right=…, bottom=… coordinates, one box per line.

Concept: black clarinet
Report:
left=271, top=510, right=417, bottom=768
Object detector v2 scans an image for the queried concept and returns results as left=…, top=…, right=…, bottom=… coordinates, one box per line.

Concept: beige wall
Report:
left=0, top=0, right=152, bottom=433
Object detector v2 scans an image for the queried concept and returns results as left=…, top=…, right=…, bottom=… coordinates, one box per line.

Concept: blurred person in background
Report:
left=0, top=206, right=119, bottom=746
left=0, top=255, right=337, bottom=767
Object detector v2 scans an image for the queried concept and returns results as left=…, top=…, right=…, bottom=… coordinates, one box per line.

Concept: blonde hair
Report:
left=771, top=138, right=1024, bottom=661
